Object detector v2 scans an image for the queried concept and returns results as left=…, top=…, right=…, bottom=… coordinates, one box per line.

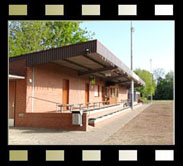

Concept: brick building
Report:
left=9, top=40, right=145, bottom=131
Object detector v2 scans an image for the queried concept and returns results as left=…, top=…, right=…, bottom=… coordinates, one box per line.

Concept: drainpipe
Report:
left=31, top=66, right=34, bottom=112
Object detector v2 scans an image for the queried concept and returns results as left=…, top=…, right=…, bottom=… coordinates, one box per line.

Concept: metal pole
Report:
left=131, top=21, right=134, bottom=110
left=150, top=59, right=153, bottom=103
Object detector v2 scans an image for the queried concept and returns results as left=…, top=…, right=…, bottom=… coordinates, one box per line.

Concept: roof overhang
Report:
left=9, top=40, right=145, bottom=87
left=9, top=74, right=25, bottom=80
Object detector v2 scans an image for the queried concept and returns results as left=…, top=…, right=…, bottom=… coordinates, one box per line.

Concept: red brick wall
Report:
left=14, top=79, right=27, bottom=126
left=25, top=63, right=107, bottom=113
left=25, top=63, right=129, bottom=113
left=15, top=112, right=88, bottom=131
left=9, top=59, right=26, bottom=76
left=118, top=85, right=128, bottom=101
left=9, top=81, right=16, bottom=119
left=11, top=61, right=129, bottom=130
left=12, top=64, right=89, bottom=131
left=88, top=79, right=104, bottom=103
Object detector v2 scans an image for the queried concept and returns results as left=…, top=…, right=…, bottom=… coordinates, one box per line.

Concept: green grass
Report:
left=147, top=100, right=173, bottom=103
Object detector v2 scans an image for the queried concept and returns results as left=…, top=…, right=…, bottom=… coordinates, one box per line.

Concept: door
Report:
left=9, top=81, right=16, bottom=127
left=85, top=83, right=89, bottom=105
left=62, top=79, right=69, bottom=110
left=102, top=86, right=105, bottom=102
left=109, top=87, right=118, bottom=105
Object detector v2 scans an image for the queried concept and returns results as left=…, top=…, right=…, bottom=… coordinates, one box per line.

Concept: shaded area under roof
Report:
left=9, top=40, right=145, bottom=87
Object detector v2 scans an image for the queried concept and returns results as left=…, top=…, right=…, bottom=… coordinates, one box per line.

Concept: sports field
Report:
left=103, top=101, right=174, bottom=145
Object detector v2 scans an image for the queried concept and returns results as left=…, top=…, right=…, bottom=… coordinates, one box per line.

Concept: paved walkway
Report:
left=9, top=104, right=151, bottom=145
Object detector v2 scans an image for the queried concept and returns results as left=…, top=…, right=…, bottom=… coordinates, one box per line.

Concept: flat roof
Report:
left=9, top=40, right=145, bottom=87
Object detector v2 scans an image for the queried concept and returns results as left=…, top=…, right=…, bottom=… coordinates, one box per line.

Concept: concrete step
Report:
left=88, top=103, right=142, bottom=127
left=87, top=104, right=124, bottom=118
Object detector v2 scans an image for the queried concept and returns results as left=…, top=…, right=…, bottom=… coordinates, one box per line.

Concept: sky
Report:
left=80, top=21, right=174, bottom=74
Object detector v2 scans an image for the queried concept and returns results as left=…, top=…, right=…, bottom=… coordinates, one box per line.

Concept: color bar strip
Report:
left=118, top=5, right=137, bottom=15
left=155, top=150, right=174, bottom=161
left=9, top=150, right=28, bottom=161
left=46, top=150, right=64, bottom=161
left=119, top=150, right=137, bottom=161
left=45, top=5, right=64, bottom=15
left=82, top=150, right=101, bottom=161
left=155, top=5, right=173, bottom=15
left=9, top=5, right=27, bottom=16
left=82, top=5, right=100, bottom=16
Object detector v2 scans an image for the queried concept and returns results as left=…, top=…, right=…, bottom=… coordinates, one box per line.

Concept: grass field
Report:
left=103, top=101, right=174, bottom=145
left=149, top=100, right=173, bottom=103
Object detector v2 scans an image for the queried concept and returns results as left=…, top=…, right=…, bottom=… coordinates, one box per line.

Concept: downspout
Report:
left=31, top=66, right=34, bottom=112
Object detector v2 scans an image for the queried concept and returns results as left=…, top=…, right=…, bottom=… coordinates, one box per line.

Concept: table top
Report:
left=58, top=104, right=74, bottom=107
left=77, top=103, right=83, bottom=106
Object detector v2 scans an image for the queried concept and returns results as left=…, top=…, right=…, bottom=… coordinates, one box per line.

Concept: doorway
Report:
left=9, top=81, right=16, bottom=127
left=102, top=86, right=105, bottom=102
left=85, top=83, right=89, bottom=105
left=62, top=79, right=69, bottom=110
left=108, top=86, right=118, bottom=104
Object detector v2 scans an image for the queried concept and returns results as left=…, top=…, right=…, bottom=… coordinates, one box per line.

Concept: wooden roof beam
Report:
left=79, top=66, right=117, bottom=76
left=84, top=54, right=107, bottom=68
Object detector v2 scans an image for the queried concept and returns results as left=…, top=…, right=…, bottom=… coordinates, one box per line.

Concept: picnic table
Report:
left=101, top=101, right=110, bottom=105
left=72, top=103, right=84, bottom=110
left=58, top=101, right=110, bottom=112
left=94, top=101, right=108, bottom=108
left=93, top=102, right=99, bottom=108
left=57, top=104, right=74, bottom=112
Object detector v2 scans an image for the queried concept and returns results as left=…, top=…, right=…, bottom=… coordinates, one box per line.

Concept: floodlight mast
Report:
left=131, top=21, right=134, bottom=110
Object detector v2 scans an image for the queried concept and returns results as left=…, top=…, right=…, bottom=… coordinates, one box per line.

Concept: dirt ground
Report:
left=103, top=101, right=174, bottom=145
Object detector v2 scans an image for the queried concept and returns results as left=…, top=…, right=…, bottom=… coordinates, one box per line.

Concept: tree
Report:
left=154, top=71, right=173, bottom=100
left=9, top=21, right=95, bottom=57
left=134, top=69, right=156, bottom=98
left=166, top=71, right=173, bottom=99
left=153, top=68, right=165, bottom=82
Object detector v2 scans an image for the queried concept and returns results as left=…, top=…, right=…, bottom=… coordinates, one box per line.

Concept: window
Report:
left=111, top=88, right=115, bottom=97
left=94, top=85, right=99, bottom=97
left=110, top=87, right=119, bottom=98
left=115, top=88, right=119, bottom=97
left=105, top=87, right=109, bottom=97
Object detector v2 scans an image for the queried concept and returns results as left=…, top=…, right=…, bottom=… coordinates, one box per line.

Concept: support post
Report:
left=131, top=21, right=134, bottom=110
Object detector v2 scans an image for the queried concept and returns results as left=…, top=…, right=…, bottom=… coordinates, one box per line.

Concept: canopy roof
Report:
left=10, top=40, right=145, bottom=87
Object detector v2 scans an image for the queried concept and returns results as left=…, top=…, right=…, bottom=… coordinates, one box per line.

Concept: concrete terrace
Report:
left=9, top=103, right=151, bottom=145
